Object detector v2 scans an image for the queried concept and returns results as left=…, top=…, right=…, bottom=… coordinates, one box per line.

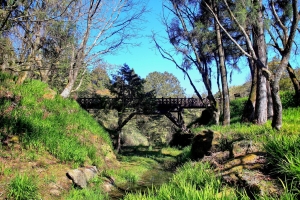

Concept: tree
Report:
left=0, top=0, right=147, bottom=98
left=0, top=0, right=76, bottom=84
left=267, top=0, right=300, bottom=104
left=154, top=0, right=221, bottom=124
left=205, top=0, right=299, bottom=129
left=106, top=64, right=155, bottom=152
left=60, top=0, right=147, bottom=98
left=144, top=71, right=185, bottom=98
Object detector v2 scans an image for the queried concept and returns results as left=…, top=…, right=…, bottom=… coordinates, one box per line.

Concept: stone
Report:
left=169, top=132, right=194, bottom=148
left=190, top=129, right=222, bottom=160
left=66, top=166, right=98, bottom=189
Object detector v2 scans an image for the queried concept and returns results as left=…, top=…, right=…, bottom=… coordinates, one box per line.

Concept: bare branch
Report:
left=152, top=33, right=203, bottom=100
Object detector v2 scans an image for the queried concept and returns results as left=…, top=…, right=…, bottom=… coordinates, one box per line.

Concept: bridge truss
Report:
left=77, top=97, right=210, bottom=133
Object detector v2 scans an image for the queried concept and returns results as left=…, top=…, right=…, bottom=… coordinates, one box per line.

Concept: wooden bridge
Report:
left=77, top=97, right=210, bottom=111
left=77, top=97, right=210, bottom=133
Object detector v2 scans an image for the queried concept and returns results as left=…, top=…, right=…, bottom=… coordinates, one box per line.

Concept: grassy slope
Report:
left=0, top=73, right=118, bottom=199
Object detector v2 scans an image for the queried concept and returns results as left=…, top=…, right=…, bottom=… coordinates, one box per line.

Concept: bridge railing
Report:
left=77, top=97, right=210, bottom=110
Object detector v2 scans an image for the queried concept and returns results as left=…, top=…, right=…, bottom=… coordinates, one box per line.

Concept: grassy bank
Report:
left=0, top=72, right=117, bottom=199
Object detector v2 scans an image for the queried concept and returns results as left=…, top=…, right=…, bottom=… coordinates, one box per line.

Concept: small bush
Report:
left=230, top=97, right=247, bottom=119
left=7, top=174, right=40, bottom=200
left=280, top=90, right=298, bottom=109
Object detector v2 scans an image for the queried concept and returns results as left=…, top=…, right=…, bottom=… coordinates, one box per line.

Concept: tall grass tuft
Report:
left=65, top=188, right=109, bottom=200
left=124, top=162, right=241, bottom=200
left=264, top=134, right=300, bottom=186
left=7, top=174, right=40, bottom=200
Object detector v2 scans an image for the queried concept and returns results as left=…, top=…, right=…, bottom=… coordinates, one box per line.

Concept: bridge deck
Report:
left=77, top=97, right=210, bottom=111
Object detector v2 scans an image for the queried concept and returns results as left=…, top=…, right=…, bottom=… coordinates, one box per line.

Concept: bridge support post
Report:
left=164, top=111, right=190, bottom=134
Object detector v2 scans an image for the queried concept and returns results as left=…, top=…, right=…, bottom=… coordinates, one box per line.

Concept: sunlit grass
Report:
left=0, top=73, right=112, bottom=167
left=7, top=174, right=40, bottom=200
left=124, top=162, right=242, bottom=200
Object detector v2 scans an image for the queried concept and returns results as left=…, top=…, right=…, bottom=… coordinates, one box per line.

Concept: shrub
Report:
left=280, top=90, right=298, bottom=109
left=230, top=97, right=247, bottom=119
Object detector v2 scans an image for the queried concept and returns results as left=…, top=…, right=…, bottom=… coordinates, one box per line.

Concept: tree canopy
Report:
left=144, top=71, right=185, bottom=98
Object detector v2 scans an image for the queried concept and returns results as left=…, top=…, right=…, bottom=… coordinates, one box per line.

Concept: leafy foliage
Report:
left=144, top=71, right=185, bottom=98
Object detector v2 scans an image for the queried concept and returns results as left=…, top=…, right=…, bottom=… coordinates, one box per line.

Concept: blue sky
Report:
left=103, top=0, right=252, bottom=97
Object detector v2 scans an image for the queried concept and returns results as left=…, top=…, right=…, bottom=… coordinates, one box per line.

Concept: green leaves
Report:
left=144, top=71, right=185, bottom=98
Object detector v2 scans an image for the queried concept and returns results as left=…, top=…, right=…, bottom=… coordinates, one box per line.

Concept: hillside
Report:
left=0, top=73, right=118, bottom=199
left=1, top=72, right=300, bottom=199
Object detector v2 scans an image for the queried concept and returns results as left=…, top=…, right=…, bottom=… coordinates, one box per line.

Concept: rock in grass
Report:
left=191, top=129, right=221, bottom=160
left=66, top=166, right=98, bottom=189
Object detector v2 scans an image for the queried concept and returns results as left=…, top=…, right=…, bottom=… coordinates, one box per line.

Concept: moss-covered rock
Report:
left=191, top=129, right=221, bottom=159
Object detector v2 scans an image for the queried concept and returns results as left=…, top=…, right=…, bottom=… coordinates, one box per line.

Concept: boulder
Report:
left=191, top=129, right=221, bottom=160
left=169, top=132, right=194, bottom=148
left=66, top=166, right=98, bottom=189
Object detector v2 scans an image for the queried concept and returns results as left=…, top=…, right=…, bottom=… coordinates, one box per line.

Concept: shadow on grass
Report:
left=120, top=146, right=173, bottom=157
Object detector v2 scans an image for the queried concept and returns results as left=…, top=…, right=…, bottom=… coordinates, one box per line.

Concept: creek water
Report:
left=108, top=168, right=173, bottom=199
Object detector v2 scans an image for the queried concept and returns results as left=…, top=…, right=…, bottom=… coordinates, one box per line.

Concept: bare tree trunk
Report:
left=60, top=65, right=79, bottom=98
left=214, top=3, right=230, bottom=125
left=267, top=81, right=273, bottom=119
left=286, top=63, right=300, bottom=98
left=269, top=0, right=299, bottom=130
left=253, top=0, right=268, bottom=125
left=115, top=112, right=124, bottom=153
left=60, top=40, right=81, bottom=98
left=242, top=60, right=257, bottom=122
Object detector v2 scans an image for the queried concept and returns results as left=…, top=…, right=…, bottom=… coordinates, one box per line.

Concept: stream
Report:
left=107, top=166, right=173, bottom=199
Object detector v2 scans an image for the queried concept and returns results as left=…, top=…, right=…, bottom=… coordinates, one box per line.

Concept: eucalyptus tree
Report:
left=267, top=0, right=300, bottom=100
left=154, top=0, right=221, bottom=124
left=155, top=0, right=246, bottom=125
left=266, top=0, right=300, bottom=128
left=205, top=0, right=299, bottom=129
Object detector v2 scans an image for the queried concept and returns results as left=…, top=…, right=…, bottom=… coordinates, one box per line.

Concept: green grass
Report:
left=0, top=72, right=113, bottom=167
left=65, top=188, right=109, bottom=200
left=7, top=174, right=40, bottom=200
left=103, top=155, right=159, bottom=186
left=124, top=162, right=243, bottom=200
left=264, top=132, right=300, bottom=188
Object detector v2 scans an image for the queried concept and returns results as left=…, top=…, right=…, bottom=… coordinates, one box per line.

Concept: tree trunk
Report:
left=271, top=57, right=290, bottom=130
left=253, top=0, right=268, bottom=125
left=242, top=61, right=257, bottom=122
left=267, top=81, right=273, bottom=119
left=60, top=65, right=79, bottom=98
left=255, top=68, right=268, bottom=124
left=286, top=63, right=300, bottom=98
left=60, top=44, right=80, bottom=98
left=214, top=5, right=230, bottom=126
